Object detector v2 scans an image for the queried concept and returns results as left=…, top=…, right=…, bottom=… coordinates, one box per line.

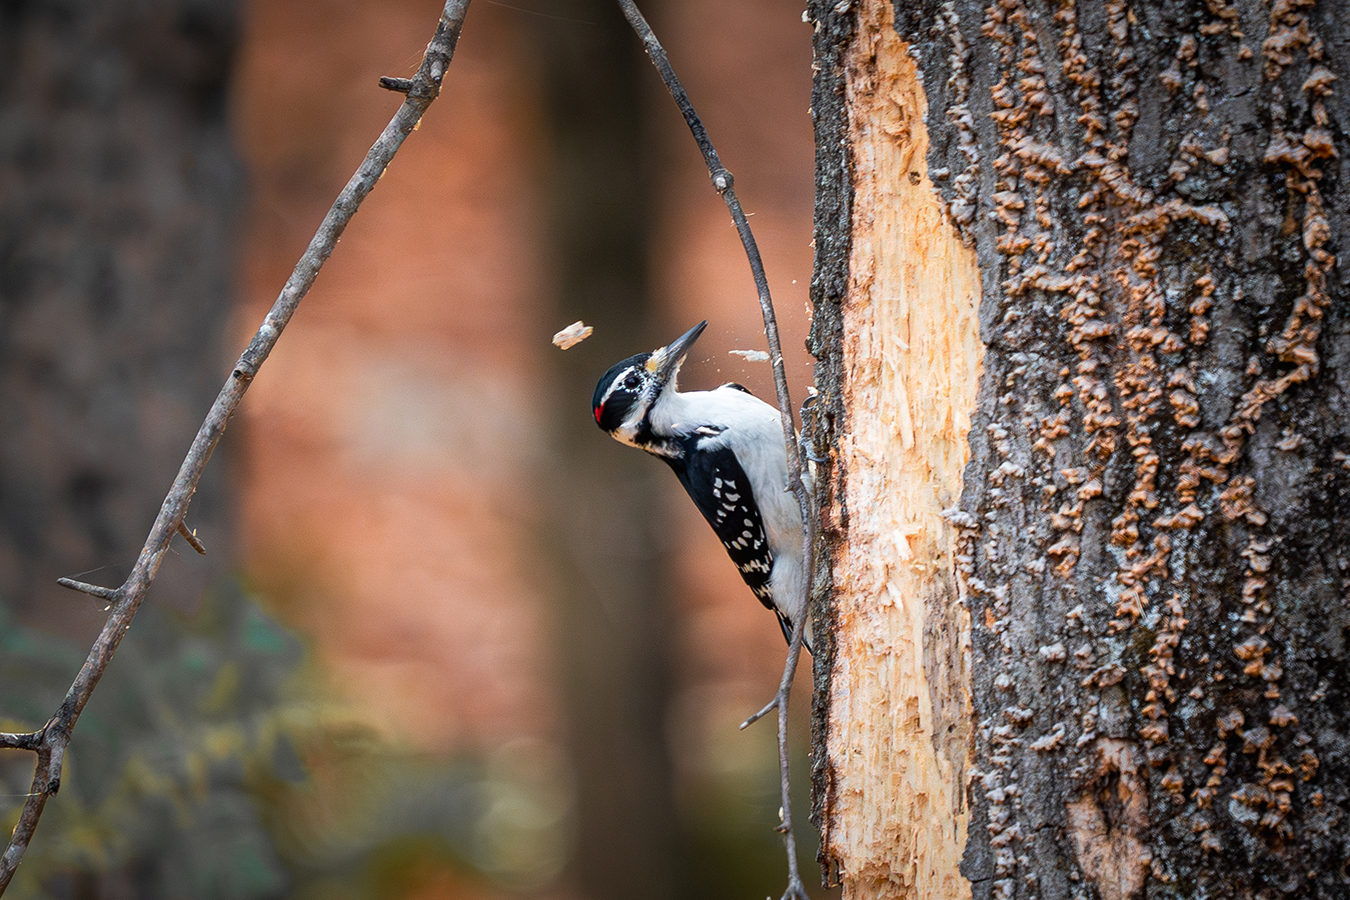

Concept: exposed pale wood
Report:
left=818, top=0, right=982, bottom=895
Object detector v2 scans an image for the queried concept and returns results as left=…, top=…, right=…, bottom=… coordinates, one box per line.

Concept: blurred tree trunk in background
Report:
left=809, top=0, right=1350, bottom=898
left=530, top=4, right=680, bottom=900
left=0, top=0, right=242, bottom=638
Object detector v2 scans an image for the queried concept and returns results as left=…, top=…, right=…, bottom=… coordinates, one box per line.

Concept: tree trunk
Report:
left=0, top=1, right=242, bottom=635
left=809, top=0, right=1350, bottom=898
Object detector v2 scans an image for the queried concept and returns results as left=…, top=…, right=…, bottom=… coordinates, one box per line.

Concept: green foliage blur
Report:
left=0, top=584, right=301, bottom=898
left=0, top=585, right=563, bottom=900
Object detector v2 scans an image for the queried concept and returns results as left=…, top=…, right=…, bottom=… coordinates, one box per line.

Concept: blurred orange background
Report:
left=236, top=0, right=816, bottom=750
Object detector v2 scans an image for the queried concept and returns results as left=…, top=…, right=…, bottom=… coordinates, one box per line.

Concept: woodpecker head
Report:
left=592, top=320, right=707, bottom=447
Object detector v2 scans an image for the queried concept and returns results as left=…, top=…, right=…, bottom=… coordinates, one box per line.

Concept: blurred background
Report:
left=0, top=0, right=825, bottom=898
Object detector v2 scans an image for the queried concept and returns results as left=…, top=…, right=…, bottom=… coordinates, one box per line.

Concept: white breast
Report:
left=654, top=387, right=808, bottom=625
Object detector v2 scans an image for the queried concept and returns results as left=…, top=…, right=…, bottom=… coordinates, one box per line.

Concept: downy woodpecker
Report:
left=592, top=321, right=809, bottom=648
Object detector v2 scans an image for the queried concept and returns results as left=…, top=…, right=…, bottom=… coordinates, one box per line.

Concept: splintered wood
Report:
left=820, top=0, right=982, bottom=897
left=552, top=320, right=593, bottom=349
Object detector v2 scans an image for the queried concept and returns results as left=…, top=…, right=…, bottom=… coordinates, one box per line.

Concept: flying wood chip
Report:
left=552, top=321, right=593, bottom=350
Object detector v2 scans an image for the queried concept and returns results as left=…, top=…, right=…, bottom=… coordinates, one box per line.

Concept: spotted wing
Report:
left=669, top=442, right=775, bottom=610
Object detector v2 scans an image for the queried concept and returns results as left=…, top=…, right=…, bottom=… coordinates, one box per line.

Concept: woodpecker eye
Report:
left=623, top=374, right=641, bottom=390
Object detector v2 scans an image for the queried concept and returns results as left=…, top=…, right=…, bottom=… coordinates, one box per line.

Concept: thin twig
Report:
left=0, top=2, right=473, bottom=892
left=53, top=578, right=119, bottom=603
left=0, top=734, right=41, bottom=752
left=614, top=3, right=816, bottom=898
left=379, top=76, right=415, bottom=93
left=740, top=695, right=777, bottom=730
left=176, top=521, right=207, bottom=555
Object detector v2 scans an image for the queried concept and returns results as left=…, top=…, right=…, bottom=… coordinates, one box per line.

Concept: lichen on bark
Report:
left=812, top=0, right=1350, bottom=897
left=895, top=0, right=1350, bottom=896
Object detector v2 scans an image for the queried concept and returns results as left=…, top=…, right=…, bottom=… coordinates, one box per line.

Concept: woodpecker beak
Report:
left=647, top=320, right=707, bottom=385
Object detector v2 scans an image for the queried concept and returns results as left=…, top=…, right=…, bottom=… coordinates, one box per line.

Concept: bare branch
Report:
left=0, top=749, right=53, bottom=885
left=176, top=521, right=207, bottom=555
left=740, top=695, right=778, bottom=730
left=54, top=578, right=120, bottom=602
left=379, top=76, right=415, bottom=93
left=0, top=732, right=42, bottom=752
left=0, top=2, right=473, bottom=893
left=614, top=3, right=818, bottom=898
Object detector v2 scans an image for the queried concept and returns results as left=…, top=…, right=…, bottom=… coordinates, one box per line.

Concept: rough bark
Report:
left=811, top=0, right=1350, bottom=897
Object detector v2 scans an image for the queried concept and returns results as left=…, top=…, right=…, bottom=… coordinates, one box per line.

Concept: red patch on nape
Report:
left=594, top=404, right=604, bottom=424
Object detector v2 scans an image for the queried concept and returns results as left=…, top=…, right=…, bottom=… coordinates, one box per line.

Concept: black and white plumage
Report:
left=592, top=321, right=809, bottom=648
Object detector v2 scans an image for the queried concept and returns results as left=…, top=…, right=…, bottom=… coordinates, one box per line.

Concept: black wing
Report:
left=667, top=441, right=775, bottom=611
